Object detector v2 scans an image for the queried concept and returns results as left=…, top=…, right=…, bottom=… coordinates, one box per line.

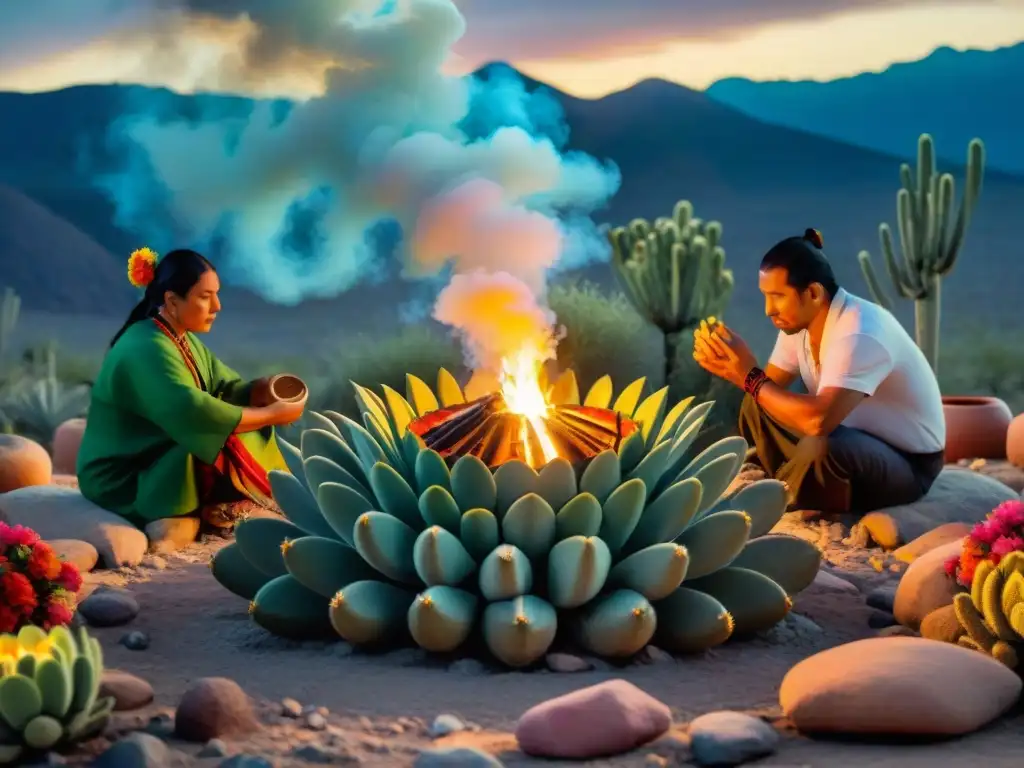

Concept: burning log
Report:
left=408, top=392, right=638, bottom=469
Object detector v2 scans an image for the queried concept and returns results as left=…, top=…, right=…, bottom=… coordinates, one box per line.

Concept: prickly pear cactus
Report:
left=954, top=551, right=1024, bottom=669
left=0, top=625, right=114, bottom=763
left=211, top=369, right=822, bottom=667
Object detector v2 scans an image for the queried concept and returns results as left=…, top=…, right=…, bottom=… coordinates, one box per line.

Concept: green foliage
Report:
left=938, top=332, right=1024, bottom=414
left=0, top=625, right=114, bottom=764
left=858, top=134, right=986, bottom=373
left=211, top=370, right=821, bottom=667
left=953, top=551, right=1024, bottom=669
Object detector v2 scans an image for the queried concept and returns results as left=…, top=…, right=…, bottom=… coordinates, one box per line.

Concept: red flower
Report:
left=0, top=605, right=18, bottom=634
left=57, top=561, right=83, bottom=593
left=0, top=522, right=40, bottom=548
left=0, top=571, right=37, bottom=614
left=42, top=601, right=73, bottom=630
left=26, top=542, right=61, bottom=581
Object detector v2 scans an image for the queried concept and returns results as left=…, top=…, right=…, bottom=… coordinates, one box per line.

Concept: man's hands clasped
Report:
left=692, top=318, right=759, bottom=389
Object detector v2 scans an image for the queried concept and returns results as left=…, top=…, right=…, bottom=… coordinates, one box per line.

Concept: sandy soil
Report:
left=67, top=513, right=1024, bottom=768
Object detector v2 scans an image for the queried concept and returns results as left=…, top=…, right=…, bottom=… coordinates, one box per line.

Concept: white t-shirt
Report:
left=767, top=288, right=945, bottom=454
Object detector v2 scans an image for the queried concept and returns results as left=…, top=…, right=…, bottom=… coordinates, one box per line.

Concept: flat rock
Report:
left=920, top=604, right=965, bottom=645
left=0, top=485, right=147, bottom=567
left=93, top=732, right=169, bottom=768
left=175, top=677, right=260, bottom=742
left=515, top=679, right=671, bottom=759
left=892, top=522, right=973, bottom=563
left=46, top=538, right=99, bottom=572
left=893, top=539, right=964, bottom=630
left=780, top=636, right=1021, bottom=735
left=144, top=516, right=201, bottom=554
left=415, top=747, right=505, bottom=767
left=100, top=669, right=155, bottom=711
left=79, top=588, right=140, bottom=627
left=688, top=711, right=779, bottom=767
left=857, top=469, right=1016, bottom=549
left=972, top=459, right=1024, bottom=493
left=810, top=569, right=859, bottom=594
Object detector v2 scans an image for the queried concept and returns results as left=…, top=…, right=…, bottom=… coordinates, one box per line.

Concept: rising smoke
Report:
left=94, top=0, right=621, bottom=374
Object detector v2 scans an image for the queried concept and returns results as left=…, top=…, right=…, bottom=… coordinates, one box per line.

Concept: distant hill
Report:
left=0, top=65, right=1022, bottom=351
left=706, top=43, right=1022, bottom=174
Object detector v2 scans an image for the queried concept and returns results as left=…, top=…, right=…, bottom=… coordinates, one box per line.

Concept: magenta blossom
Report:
left=991, top=535, right=1024, bottom=558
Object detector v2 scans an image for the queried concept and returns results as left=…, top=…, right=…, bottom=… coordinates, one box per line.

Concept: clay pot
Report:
left=942, top=396, right=1012, bottom=463
left=52, top=417, right=86, bottom=475
left=1008, top=413, right=1024, bottom=469
left=251, top=374, right=307, bottom=407
left=0, top=434, right=53, bottom=493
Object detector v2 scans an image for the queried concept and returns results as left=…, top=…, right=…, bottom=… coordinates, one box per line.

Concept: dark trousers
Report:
left=737, top=395, right=945, bottom=515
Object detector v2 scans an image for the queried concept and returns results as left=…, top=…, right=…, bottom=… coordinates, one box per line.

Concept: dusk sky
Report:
left=0, top=0, right=1021, bottom=97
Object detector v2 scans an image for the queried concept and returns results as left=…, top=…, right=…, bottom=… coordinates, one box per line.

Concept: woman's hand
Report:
left=267, top=396, right=306, bottom=426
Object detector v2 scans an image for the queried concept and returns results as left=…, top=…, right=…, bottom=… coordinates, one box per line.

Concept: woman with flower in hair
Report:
left=76, top=248, right=306, bottom=533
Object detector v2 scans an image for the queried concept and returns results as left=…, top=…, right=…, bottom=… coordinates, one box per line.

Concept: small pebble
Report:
left=218, top=757, right=275, bottom=768
left=688, top=711, right=779, bottom=767
left=545, top=653, right=592, bottom=673
left=142, top=555, right=167, bottom=570
left=414, top=747, right=504, bottom=767
left=449, top=658, right=487, bottom=675
left=865, top=585, right=897, bottom=612
left=144, top=713, right=175, bottom=738
left=121, top=631, right=150, bottom=650
left=281, top=698, right=302, bottom=718
left=429, top=713, right=466, bottom=738
left=78, top=589, right=140, bottom=627
left=198, top=739, right=230, bottom=758
left=637, top=645, right=674, bottom=664
left=305, top=712, right=327, bottom=731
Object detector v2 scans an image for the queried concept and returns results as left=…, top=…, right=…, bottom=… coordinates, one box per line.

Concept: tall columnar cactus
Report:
left=0, top=288, right=18, bottom=364
left=953, top=551, right=1024, bottom=669
left=210, top=369, right=822, bottom=667
left=607, top=201, right=734, bottom=390
left=0, top=625, right=114, bottom=764
left=857, top=134, right=985, bottom=373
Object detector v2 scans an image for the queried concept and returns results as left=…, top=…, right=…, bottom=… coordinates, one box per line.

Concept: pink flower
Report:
left=0, top=523, right=39, bottom=548
left=991, top=500, right=1024, bottom=529
left=991, top=535, right=1024, bottom=558
left=970, top=520, right=1000, bottom=546
left=56, top=561, right=83, bottom=593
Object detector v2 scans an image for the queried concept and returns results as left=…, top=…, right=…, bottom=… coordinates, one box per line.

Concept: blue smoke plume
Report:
left=92, top=0, right=621, bottom=310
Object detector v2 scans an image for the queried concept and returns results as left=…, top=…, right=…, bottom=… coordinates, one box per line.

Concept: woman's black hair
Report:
left=759, top=228, right=840, bottom=299
left=110, top=249, right=216, bottom=348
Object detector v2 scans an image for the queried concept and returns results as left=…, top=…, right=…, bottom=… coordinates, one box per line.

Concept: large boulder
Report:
left=0, top=434, right=52, bottom=493
left=0, top=485, right=147, bottom=567
left=893, top=539, right=964, bottom=630
left=780, top=637, right=1021, bottom=736
left=858, top=469, right=1017, bottom=549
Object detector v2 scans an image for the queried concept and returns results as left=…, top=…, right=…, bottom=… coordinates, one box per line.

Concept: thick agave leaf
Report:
left=679, top=436, right=748, bottom=486
left=502, top=494, right=557, bottom=560
left=268, top=470, right=339, bottom=540
left=400, top=430, right=424, bottom=471
left=251, top=575, right=334, bottom=640
left=626, top=440, right=673, bottom=497
left=303, top=455, right=375, bottom=505
left=300, top=428, right=368, bottom=487
left=305, top=411, right=343, bottom=438
left=598, top=478, right=646, bottom=553
left=579, top=450, right=621, bottom=503
left=622, top=477, right=702, bottom=554
left=415, top=449, right=452, bottom=495
left=210, top=543, right=274, bottom=601
left=318, top=482, right=374, bottom=545
left=335, top=414, right=391, bottom=473
left=617, top=431, right=647, bottom=474
left=652, top=587, right=733, bottom=653
left=536, top=458, right=576, bottom=511
left=583, top=374, right=614, bottom=408
left=612, top=377, right=646, bottom=417
left=654, top=396, right=695, bottom=446
left=406, top=373, right=440, bottom=416
left=369, top=462, right=423, bottom=530
left=548, top=535, right=612, bottom=608
left=418, top=485, right=462, bottom=533
left=607, top=543, right=689, bottom=601
left=361, top=412, right=406, bottom=469
left=479, top=544, right=533, bottom=601
left=494, top=460, right=540, bottom=518
left=275, top=435, right=309, bottom=489
left=729, top=535, right=821, bottom=595
left=575, top=589, right=656, bottom=658
left=686, top=567, right=791, bottom=635
left=329, top=580, right=415, bottom=645
left=352, top=383, right=396, bottom=443
left=0, top=674, right=42, bottom=730
left=234, top=517, right=306, bottom=577
left=547, top=369, right=580, bottom=405
left=554, top=493, right=602, bottom=539
left=483, top=595, right=557, bottom=668
left=381, top=384, right=418, bottom=439
left=353, top=511, right=420, bottom=584
left=450, top=455, right=498, bottom=512
left=707, top=479, right=787, bottom=537
left=678, top=510, right=751, bottom=580
left=691, top=454, right=743, bottom=516
left=437, top=368, right=465, bottom=407
left=282, top=536, right=380, bottom=598
left=650, top=412, right=716, bottom=498
left=460, top=508, right=500, bottom=562
left=674, top=399, right=715, bottom=440
left=632, top=386, right=669, bottom=445
left=413, top=526, right=477, bottom=586
left=408, top=586, right=478, bottom=653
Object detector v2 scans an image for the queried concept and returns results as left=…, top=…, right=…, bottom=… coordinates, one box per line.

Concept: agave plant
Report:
left=0, top=625, right=114, bottom=763
left=211, top=369, right=822, bottom=667
left=0, top=376, right=90, bottom=445
left=954, top=551, right=1024, bottom=668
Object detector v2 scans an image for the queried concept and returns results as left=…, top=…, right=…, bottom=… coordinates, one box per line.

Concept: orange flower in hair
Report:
left=127, top=247, right=159, bottom=288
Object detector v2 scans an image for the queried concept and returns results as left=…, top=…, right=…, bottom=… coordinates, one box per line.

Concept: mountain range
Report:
left=706, top=43, right=1022, bottom=175
left=0, top=48, right=1020, bottom=357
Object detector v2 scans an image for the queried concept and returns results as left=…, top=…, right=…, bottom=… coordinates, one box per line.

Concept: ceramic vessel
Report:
left=1007, top=413, right=1024, bottom=469
left=0, top=434, right=52, bottom=493
left=52, top=417, right=86, bottom=475
left=268, top=374, right=307, bottom=404
left=942, top=396, right=1012, bottom=463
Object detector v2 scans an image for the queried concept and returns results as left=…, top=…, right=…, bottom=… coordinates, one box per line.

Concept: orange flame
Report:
left=499, top=347, right=558, bottom=466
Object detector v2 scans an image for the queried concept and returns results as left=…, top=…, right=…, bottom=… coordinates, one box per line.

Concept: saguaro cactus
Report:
left=857, top=134, right=985, bottom=373
left=607, top=201, right=734, bottom=390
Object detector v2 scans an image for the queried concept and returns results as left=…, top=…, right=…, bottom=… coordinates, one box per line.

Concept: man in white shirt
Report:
left=693, top=228, right=946, bottom=515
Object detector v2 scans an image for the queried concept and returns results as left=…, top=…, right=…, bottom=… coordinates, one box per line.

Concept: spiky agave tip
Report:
left=515, top=614, right=529, bottom=626
left=429, top=526, right=440, bottom=537
left=419, top=594, right=433, bottom=608
left=784, top=595, right=793, bottom=611
left=359, top=514, right=371, bottom=526
left=722, top=611, right=735, bottom=634
left=248, top=600, right=257, bottom=615
left=741, top=512, right=752, bottom=526
left=280, top=538, right=293, bottom=554
left=673, top=545, right=687, bottom=559
left=632, top=607, right=646, bottom=618
left=330, top=591, right=345, bottom=609
left=499, top=547, right=514, bottom=563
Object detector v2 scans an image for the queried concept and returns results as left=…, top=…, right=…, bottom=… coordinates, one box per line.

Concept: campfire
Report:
left=408, top=350, right=638, bottom=469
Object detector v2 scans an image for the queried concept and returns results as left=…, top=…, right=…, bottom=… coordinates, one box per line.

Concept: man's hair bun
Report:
left=803, top=228, right=824, bottom=248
